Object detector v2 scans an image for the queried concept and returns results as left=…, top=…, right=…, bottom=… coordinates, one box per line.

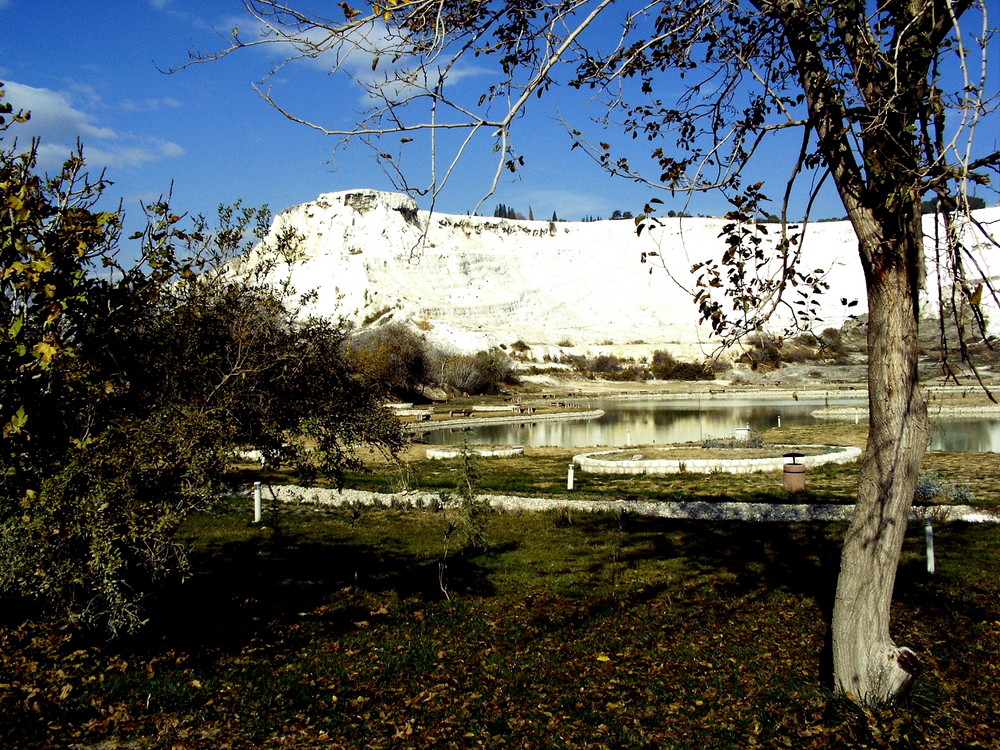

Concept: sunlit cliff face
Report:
left=245, top=189, right=1000, bottom=359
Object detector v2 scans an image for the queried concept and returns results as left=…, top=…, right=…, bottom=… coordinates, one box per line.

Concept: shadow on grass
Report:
left=130, top=524, right=506, bottom=654
left=580, top=515, right=843, bottom=682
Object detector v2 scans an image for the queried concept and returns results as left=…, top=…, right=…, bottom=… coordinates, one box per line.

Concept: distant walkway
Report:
left=402, top=409, right=604, bottom=433
left=248, top=484, right=1000, bottom=524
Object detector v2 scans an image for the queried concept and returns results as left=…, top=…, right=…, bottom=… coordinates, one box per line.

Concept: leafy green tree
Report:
left=203, top=1, right=1000, bottom=703
left=0, top=90, right=404, bottom=633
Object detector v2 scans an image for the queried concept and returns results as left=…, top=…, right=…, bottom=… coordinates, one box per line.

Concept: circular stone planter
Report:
left=427, top=445, right=526, bottom=460
left=573, top=444, right=861, bottom=475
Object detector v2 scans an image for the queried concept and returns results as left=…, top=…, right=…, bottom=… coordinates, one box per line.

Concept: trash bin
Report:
left=783, top=451, right=806, bottom=492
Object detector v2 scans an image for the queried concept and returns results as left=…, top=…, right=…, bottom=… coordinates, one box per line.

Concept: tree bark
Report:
left=831, top=222, right=929, bottom=703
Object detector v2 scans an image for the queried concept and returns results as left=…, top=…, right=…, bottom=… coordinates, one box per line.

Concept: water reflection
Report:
left=932, top=419, right=1000, bottom=453
left=423, top=396, right=999, bottom=453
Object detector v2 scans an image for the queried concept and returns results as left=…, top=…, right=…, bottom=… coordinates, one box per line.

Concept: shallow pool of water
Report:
left=421, top=396, right=999, bottom=452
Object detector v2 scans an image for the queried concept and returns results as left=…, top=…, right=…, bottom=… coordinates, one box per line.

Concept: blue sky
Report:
left=1, top=1, right=993, bottom=235
left=0, top=0, right=805, bottom=229
left=1, top=0, right=669, bottom=225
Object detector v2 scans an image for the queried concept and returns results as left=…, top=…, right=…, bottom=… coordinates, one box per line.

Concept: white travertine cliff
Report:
left=247, top=189, right=1000, bottom=357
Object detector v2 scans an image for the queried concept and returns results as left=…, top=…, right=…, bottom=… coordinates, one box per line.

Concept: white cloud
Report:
left=121, top=97, right=182, bottom=112
left=234, top=15, right=489, bottom=105
left=86, top=138, right=186, bottom=169
left=3, top=80, right=184, bottom=171
left=5, top=81, right=116, bottom=142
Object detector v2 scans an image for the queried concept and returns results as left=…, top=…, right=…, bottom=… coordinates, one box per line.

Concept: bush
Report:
left=559, top=353, right=588, bottom=371
left=742, top=333, right=782, bottom=370
left=443, top=348, right=517, bottom=395
left=601, top=365, right=647, bottom=381
left=649, top=350, right=714, bottom=380
left=702, top=435, right=765, bottom=449
left=589, top=354, right=623, bottom=373
left=349, top=322, right=433, bottom=397
left=914, top=471, right=976, bottom=504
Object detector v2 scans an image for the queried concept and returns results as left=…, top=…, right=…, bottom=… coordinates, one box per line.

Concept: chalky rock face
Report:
left=251, top=189, right=1000, bottom=356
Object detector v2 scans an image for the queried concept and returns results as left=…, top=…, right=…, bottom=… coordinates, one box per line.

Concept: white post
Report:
left=626, top=429, right=631, bottom=447
left=777, top=414, right=781, bottom=428
left=925, top=515, right=935, bottom=574
left=254, top=481, right=262, bottom=523
left=567, top=463, right=575, bottom=490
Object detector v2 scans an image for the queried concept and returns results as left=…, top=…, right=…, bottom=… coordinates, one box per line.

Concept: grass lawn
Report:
left=2, top=499, right=998, bottom=749
left=331, top=423, right=1000, bottom=510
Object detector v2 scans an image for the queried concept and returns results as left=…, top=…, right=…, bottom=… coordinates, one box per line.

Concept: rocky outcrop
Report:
left=249, top=189, right=1000, bottom=357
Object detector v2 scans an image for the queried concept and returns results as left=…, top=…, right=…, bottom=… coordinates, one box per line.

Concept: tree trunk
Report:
left=831, top=230, right=929, bottom=703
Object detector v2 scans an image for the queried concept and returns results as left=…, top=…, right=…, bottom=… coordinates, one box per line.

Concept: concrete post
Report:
left=925, top=515, right=935, bottom=574
left=253, top=481, right=262, bottom=523
left=567, top=463, right=575, bottom=490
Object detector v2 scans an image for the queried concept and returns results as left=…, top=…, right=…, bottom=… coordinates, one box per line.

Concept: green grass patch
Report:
left=329, top=421, right=999, bottom=509
left=2, top=504, right=998, bottom=748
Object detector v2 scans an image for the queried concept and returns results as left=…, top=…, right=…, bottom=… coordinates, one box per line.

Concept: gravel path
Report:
left=247, top=484, right=999, bottom=523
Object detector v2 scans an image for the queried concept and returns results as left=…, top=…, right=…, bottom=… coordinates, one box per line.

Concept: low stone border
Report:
left=815, top=404, right=1000, bottom=420
left=573, top=444, right=862, bottom=475
left=395, top=409, right=433, bottom=418
left=404, top=408, right=605, bottom=432
left=243, top=484, right=999, bottom=523
left=426, top=446, right=525, bottom=459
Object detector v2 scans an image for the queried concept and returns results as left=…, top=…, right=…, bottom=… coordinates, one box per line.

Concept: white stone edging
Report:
left=572, top=444, right=862, bottom=475
left=243, top=484, right=998, bottom=523
left=426, top=446, right=525, bottom=459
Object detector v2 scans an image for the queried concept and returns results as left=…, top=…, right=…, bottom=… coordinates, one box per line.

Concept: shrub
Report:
left=914, top=471, right=946, bottom=501
left=443, top=348, right=517, bottom=395
left=702, top=435, right=765, bottom=449
left=739, top=332, right=785, bottom=371
left=649, top=350, right=714, bottom=380
left=559, top=353, right=588, bottom=370
left=510, top=340, right=531, bottom=353
left=349, top=322, right=434, bottom=397
left=602, top=365, right=647, bottom=381
left=590, top=354, right=623, bottom=373
left=915, top=471, right=977, bottom=504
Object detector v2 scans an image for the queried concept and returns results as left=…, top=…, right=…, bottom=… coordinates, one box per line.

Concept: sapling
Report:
left=436, top=443, right=490, bottom=600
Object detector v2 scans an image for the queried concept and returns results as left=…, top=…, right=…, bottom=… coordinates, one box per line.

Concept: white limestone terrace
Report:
left=243, top=189, right=1000, bottom=358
